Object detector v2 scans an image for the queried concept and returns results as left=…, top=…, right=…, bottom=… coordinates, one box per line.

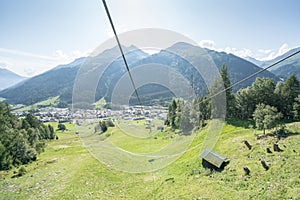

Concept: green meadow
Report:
left=0, top=121, right=299, bottom=199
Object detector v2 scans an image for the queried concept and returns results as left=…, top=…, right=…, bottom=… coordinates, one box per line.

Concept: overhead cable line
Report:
left=102, top=0, right=142, bottom=107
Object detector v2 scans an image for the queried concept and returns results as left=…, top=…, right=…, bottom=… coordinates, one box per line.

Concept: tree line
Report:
left=165, top=64, right=300, bottom=134
left=0, top=103, right=56, bottom=170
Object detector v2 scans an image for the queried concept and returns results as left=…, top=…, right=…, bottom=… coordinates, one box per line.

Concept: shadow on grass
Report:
left=201, top=160, right=230, bottom=172
left=225, top=118, right=255, bottom=129
left=257, top=129, right=300, bottom=140
left=272, top=130, right=300, bottom=138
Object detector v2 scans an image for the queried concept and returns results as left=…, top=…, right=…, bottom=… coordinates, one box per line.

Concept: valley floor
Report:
left=0, top=121, right=299, bottom=199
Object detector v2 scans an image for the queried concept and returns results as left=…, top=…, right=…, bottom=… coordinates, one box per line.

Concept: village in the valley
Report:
left=13, top=106, right=168, bottom=124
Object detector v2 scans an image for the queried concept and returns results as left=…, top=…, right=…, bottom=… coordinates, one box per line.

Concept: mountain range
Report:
left=245, top=47, right=300, bottom=79
left=1, top=42, right=298, bottom=107
left=0, top=68, right=26, bottom=91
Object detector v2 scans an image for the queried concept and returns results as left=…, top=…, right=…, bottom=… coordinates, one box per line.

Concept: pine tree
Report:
left=219, top=64, right=235, bottom=118
left=292, top=95, right=300, bottom=120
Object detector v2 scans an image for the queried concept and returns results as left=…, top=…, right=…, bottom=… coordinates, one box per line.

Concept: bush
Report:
left=100, top=121, right=107, bottom=133
left=105, top=132, right=111, bottom=138
left=18, top=166, right=27, bottom=177
left=57, top=123, right=67, bottom=131
left=106, top=120, right=115, bottom=127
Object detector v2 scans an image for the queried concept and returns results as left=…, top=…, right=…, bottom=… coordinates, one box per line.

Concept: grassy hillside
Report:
left=14, top=96, right=59, bottom=112
left=0, top=121, right=299, bottom=199
left=0, top=66, right=78, bottom=105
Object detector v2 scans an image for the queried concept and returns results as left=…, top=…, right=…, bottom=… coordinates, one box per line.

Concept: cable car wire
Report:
left=102, top=0, right=142, bottom=107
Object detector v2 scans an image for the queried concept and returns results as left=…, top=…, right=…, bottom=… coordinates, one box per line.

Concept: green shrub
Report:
left=18, top=166, right=27, bottom=177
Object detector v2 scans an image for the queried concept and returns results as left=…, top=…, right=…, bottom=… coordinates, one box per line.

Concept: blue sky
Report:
left=0, top=0, right=299, bottom=76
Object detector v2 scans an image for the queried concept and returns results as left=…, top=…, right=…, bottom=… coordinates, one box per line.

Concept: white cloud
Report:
left=278, top=43, right=290, bottom=56
left=54, top=50, right=68, bottom=59
left=0, top=56, right=46, bottom=77
left=52, top=49, right=92, bottom=65
left=71, top=49, right=92, bottom=58
left=54, top=49, right=92, bottom=61
left=258, top=49, right=272, bottom=54
left=199, top=40, right=216, bottom=49
left=0, top=61, right=8, bottom=69
left=260, top=52, right=276, bottom=61
left=260, top=43, right=291, bottom=61
left=23, top=67, right=36, bottom=77
left=1, top=42, right=294, bottom=77
left=221, top=47, right=255, bottom=58
left=0, top=48, right=92, bottom=77
left=0, top=48, right=54, bottom=60
left=199, top=40, right=255, bottom=58
left=198, top=40, right=293, bottom=62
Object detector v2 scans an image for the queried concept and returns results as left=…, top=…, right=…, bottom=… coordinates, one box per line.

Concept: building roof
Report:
left=200, top=149, right=227, bottom=168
